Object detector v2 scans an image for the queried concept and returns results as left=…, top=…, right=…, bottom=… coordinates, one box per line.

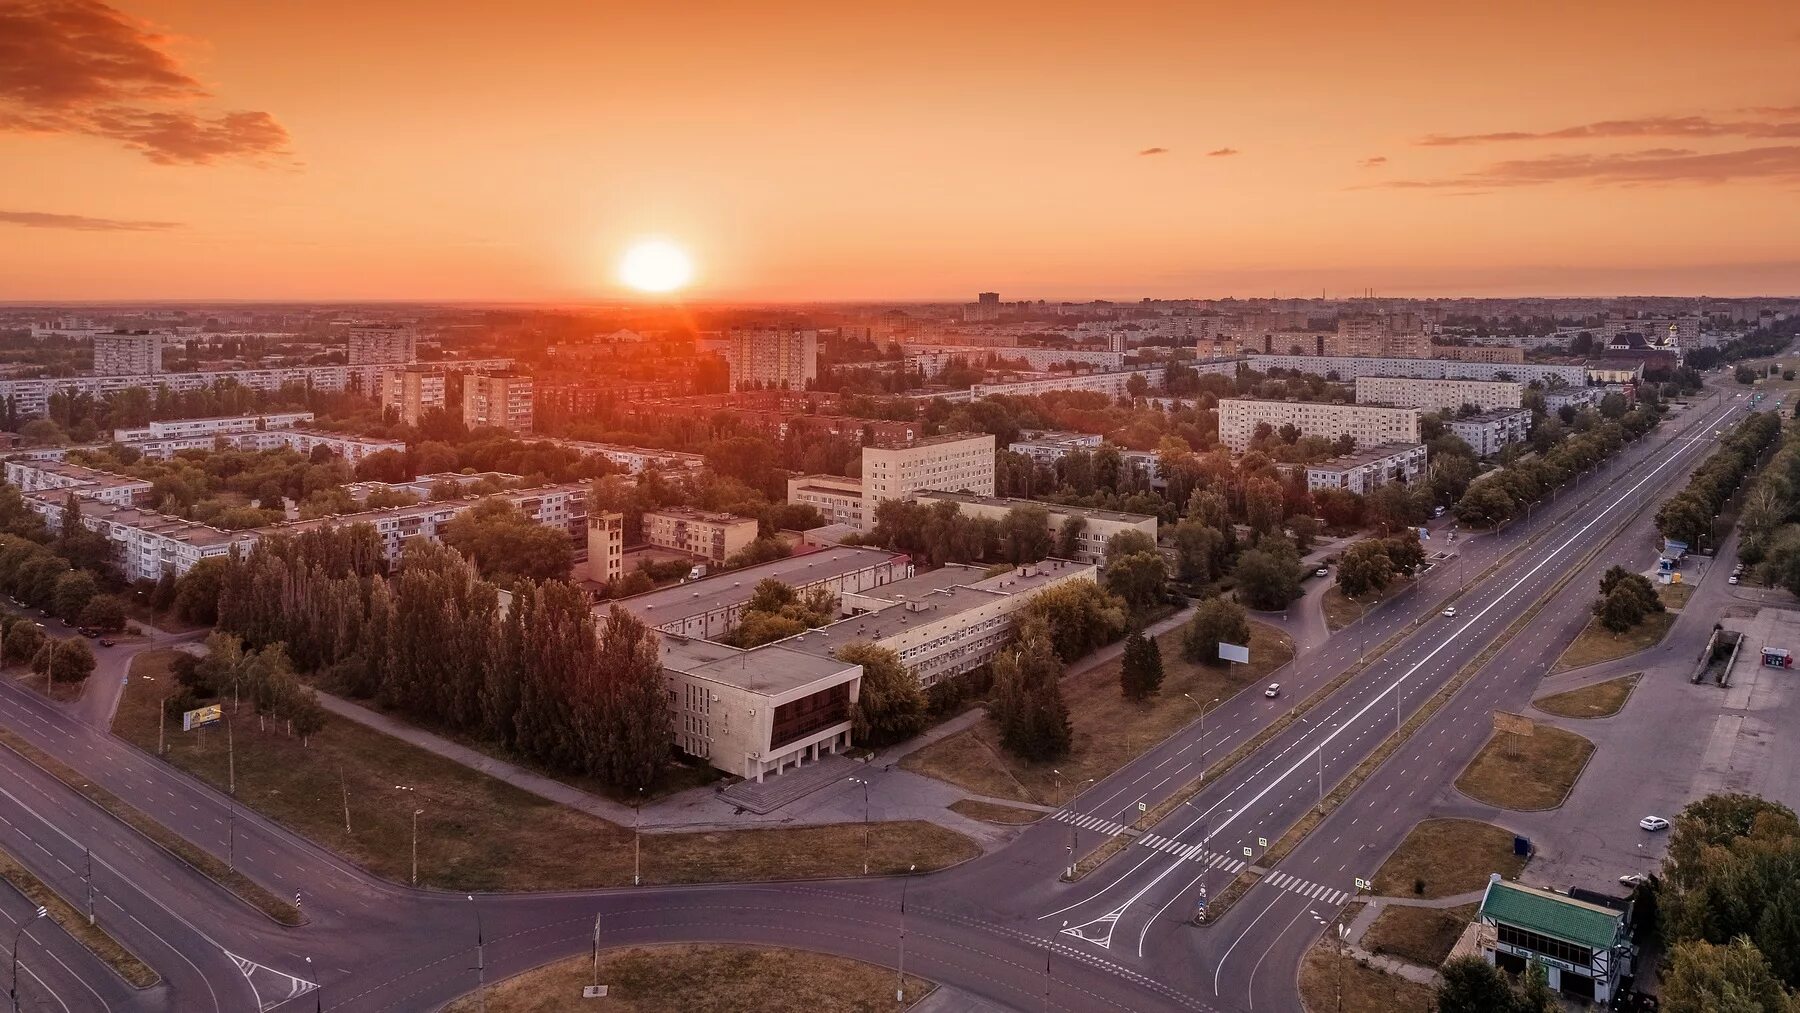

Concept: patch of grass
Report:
left=117, top=652, right=975, bottom=890
left=444, top=944, right=933, bottom=1013
left=1362, top=903, right=1479, bottom=968
left=1298, top=940, right=1434, bottom=1013
left=0, top=845, right=158, bottom=987
left=901, top=621, right=1293, bottom=807
left=1551, top=612, right=1676, bottom=673
left=1323, top=577, right=1415, bottom=633
left=947, top=799, right=1042, bottom=825
left=9, top=667, right=86, bottom=703
left=1533, top=674, right=1640, bottom=719
left=1658, top=583, right=1694, bottom=610
left=1371, top=819, right=1526, bottom=900
left=1455, top=725, right=1594, bottom=811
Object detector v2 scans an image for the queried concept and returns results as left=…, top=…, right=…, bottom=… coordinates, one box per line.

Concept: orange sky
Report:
left=3, top=0, right=1799, bottom=302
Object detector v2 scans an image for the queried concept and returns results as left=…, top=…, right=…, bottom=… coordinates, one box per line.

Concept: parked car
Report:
left=1639, top=816, right=1670, bottom=832
left=1264, top=683, right=1281, bottom=698
left=1314, top=567, right=1329, bottom=578
left=1619, top=873, right=1645, bottom=887
left=1729, top=575, right=1740, bottom=585
left=1442, top=607, right=1458, bottom=618
left=97, top=639, right=115, bottom=648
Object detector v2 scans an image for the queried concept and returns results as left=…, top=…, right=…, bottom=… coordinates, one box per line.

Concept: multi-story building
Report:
left=23, top=494, right=257, bottom=582
left=112, top=411, right=314, bottom=442
left=534, top=376, right=682, bottom=427
left=462, top=372, right=534, bottom=434
left=860, top=433, right=996, bottom=532
left=92, top=332, right=170, bottom=375
left=1217, top=399, right=1422, bottom=453
left=613, top=545, right=911, bottom=642
left=1006, top=431, right=1105, bottom=467
left=1248, top=353, right=1587, bottom=388
left=382, top=365, right=446, bottom=426
left=1475, top=876, right=1633, bottom=1006
left=3, top=459, right=152, bottom=506
left=643, top=508, right=759, bottom=564
left=910, top=491, right=1157, bottom=565
left=968, top=365, right=1167, bottom=400
left=1437, top=345, right=1525, bottom=364
left=1545, top=387, right=1605, bottom=413
left=258, top=428, right=407, bottom=463
left=1448, top=409, right=1534, bottom=457
left=786, top=474, right=868, bottom=530
left=582, top=511, right=625, bottom=584
left=346, top=324, right=418, bottom=366
left=785, top=560, right=1097, bottom=689
left=266, top=482, right=589, bottom=569
left=1354, top=376, right=1523, bottom=413
left=661, top=636, right=864, bottom=783
left=907, top=346, right=1125, bottom=378
left=1327, top=312, right=1430, bottom=358
left=727, top=327, right=819, bottom=391
left=1302, top=443, right=1427, bottom=495
left=531, top=438, right=706, bottom=475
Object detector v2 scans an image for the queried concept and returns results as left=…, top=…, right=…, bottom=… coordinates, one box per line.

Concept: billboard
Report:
left=183, top=704, right=222, bottom=731
left=1217, top=642, right=1250, bottom=665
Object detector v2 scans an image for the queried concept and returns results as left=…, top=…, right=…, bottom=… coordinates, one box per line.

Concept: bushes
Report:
left=1184, top=597, right=1250, bottom=666
left=1455, top=405, right=1660, bottom=528
left=1656, top=412, right=1781, bottom=549
left=1591, top=565, right=1664, bottom=633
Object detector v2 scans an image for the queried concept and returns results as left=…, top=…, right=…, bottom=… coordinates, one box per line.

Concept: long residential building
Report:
left=969, top=365, right=1167, bottom=400
left=1354, top=376, right=1523, bottom=412
left=1217, top=398, right=1422, bottom=453
left=1301, top=443, right=1427, bottom=495
left=1448, top=409, right=1534, bottom=457
left=3, top=459, right=152, bottom=506
left=642, top=508, right=759, bottom=564
left=861, top=432, right=996, bottom=532
left=1248, top=353, right=1587, bottom=388
left=906, top=346, right=1125, bottom=377
left=112, top=411, right=314, bottom=442
left=531, top=438, right=706, bottom=474
left=910, top=490, right=1157, bottom=564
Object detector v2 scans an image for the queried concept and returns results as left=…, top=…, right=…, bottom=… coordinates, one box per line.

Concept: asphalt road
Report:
left=0, top=388, right=1758, bottom=1012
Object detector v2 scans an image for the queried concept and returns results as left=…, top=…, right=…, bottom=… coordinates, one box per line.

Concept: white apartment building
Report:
left=910, top=491, right=1157, bottom=565
left=346, top=324, right=418, bottom=366
left=786, top=473, right=867, bottom=529
left=1354, top=376, right=1523, bottom=413
left=112, top=411, right=314, bottom=442
left=969, top=365, right=1167, bottom=400
left=1545, top=387, right=1604, bottom=413
left=3, top=459, right=152, bottom=506
left=1217, top=399, right=1422, bottom=453
left=256, top=429, right=407, bottom=463
left=532, top=438, right=706, bottom=474
left=382, top=365, right=445, bottom=426
left=1248, top=354, right=1587, bottom=388
left=92, top=332, right=171, bottom=375
left=462, top=372, right=534, bottom=434
left=860, top=433, right=996, bottom=532
left=1448, top=409, right=1534, bottom=457
left=727, top=327, right=819, bottom=391
left=642, top=508, right=759, bottom=564
left=1006, top=431, right=1104, bottom=467
left=907, top=346, right=1124, bottom=378
left=1302, top=443, right=1428, bottom=495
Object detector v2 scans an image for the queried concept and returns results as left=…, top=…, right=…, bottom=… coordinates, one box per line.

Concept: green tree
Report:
left=1435, top=956, right=1517, bottom=1013
left=174, top=557, right=229, bottom=625
left=1336, top=540, right=1394, bottom=598
left=32, top=637, right=95, bottom=683
left=1105, top=551, right=1168, bottom=617
left=441, top=499, right=574, bottom=586
left=2, top=622, right=44, bottom=665
left=1595, top=582, right=1648, bottom=633
left=1120, top=629, right=1163, bottom=701
left=839, top=641, right=927, bottom=746
left=79, top=594, right=127, bottom=632
left=51, top=569, right=97, bottom=623
left=991, top=616, right=1070, bottom=761
left=1662, top=937, right=1795, bottom=1013
left=1001, top=504, right=1053, bottom=564
left=1021, top=579, right=1128, bottom=663
left=1183, top=596, right=1250, bottom=665
left=1104, top=529, right=1158, bottom=561
left=1455, top=480, right=1515, bottom=528
left=591, top=606, right=669, bottom=792
left=1057, top=515, right=1086, bottom=559
left=1233, top=548, right=1300, bottom=610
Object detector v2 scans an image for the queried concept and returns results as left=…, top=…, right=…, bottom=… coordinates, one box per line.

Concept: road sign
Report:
left=582, top=985, right=609, bottom=998
left=1218, top=642, right=1250, bottom=665
left=1242, top=846, right=1253, bottom=857
left=182, top=704, right=221, bottom=732
left=1257, top=837, right=1268, bottom=848
left=1137, top=801, right=1147, bottom=813
left=1354, top=877, right=1371, bottom=891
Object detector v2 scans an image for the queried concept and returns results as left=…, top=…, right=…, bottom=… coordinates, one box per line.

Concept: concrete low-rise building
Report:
left=112, top=411, right=315, bottom=442
left=612, top=545, right=912, bottom=642
left=1448, top=408, right=1533, bottom=457
left=660, top=636, right=862, bottom=783
left=1354, top=376, right=1523, bottom=412
left=1218, top=398, right=1422, bottom=453
left=643, top=508, right=759, bottom=564
left=532, top=438, right=706, bottom=475
left=910, top=490, right=1157, bottom=565
left=969, top=365, right=1167, bottom=400
left=786, top=473, right=867, bottom=530
left=1475, top=876, right=1632, bottom=1006
left=1301, top=443, right=1427, bottom=495
left=1006, top=431, right=1104, bottom=467
left=1248, top=353, right=1587, bottom=388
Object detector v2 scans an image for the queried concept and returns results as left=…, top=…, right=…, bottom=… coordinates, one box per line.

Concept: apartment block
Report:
left=727, top=327, right=818, bottom=391
left=92, top=332, right=171, bottom=375
left=1217, top=399, right=1422, bottom=453
left=968, top=365, right=1166, bottom=400
left=1438, top=345, right=1525, bottom=364
left=787, top=474, right=867, bottom=529
left=112, top=411, right=314, bottom=442
left=462, top=372, right=534, bottom=434
left=906, top=346, right=1124, bottom=377
left=346, top=324, right=418, bottom=366
left=1326, top=312, right=1430, bottom=358
left=643, top=508, right=759, bottom=564
left=1006, top=431, right=1104, bottom=467
left=860, top=433, right=996, bottom=532
left=1354, top=376, right=1523, bottom=413
left=382, top=365, right=446, bottom=426
left=259, top=429, right=407, bottom=463
left=1302, top=443, right=1427, bottom=495
left=532, top=438, right=706, bottom=475
left=582, top=511, right=625, bottom=584
left=1448, top=409, right=1534, bottom=457
left=910, top=491, right=1157, bottom=565
left=1247, top=354, right=1587, bottom=388
left=3, top=459, right=152, bottom=506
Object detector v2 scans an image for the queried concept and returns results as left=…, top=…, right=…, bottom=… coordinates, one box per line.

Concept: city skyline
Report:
left=4, top=1, right=1800, bottom=301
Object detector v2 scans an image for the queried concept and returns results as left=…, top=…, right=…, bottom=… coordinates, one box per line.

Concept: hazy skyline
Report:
left=4, top=0, right=1799, bottom=302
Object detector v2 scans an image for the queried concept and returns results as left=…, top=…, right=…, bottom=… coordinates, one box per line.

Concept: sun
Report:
left=618, top=239, right=694, bottom=293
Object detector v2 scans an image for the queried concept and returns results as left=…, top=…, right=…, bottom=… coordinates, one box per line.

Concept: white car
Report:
left=1729, top=575, right=1740, bottom=585
left=1619, top=874, right=1646, bottom=887
left=1639, top=816, right=1670, bottom=832
left=1314, top=567, right=1330, bottom=578
left=1264, top=683, right=1281, bottom=698
left=1441, top=607, right=1458, bottom=618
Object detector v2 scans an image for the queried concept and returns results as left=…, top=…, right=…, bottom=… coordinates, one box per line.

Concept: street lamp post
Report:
left=411, top=808, right=423, bottom=886
left=896, top=863, right=915, bottom=1005
left=1044, top=924, right=1064, bottom=1013
left=227, top=713, right=235, bottom=796
left=633, top=787, right=644, bottom=887
left=848, top=776, right=872, bottom=875
left=469, top=894, right=487, bottom=1013
left=9, top=904, right=45, bottom=1013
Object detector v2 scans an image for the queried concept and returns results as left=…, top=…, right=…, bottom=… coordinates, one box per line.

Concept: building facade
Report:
left=346, top=324, right=418, bottom=366
left=1217, top=399, right=1422, bottom=452
left=727, top=327, right=819, bottom=391
left=1302, top=443, right=1428, bottom=495
left=969, top=365, right=1167, bottom=400
left=1354, top=376, right=1523, bottom=412
left=382, top=365, right=446, bottom=425
left=1248, top=354, right=1587, bottom=388
left=643, top=508, right=759, bottom=564
left=860, top=433, right=996, bottom=532
left=462, top=372, right=535, bottom=433
left=910, top=491, right=1157, bottom=564
left=1476, top=877, right=1632, bottom=1006
left=1448, top=409, right=1534, bottom=457
left=613, top=545, right=911, bottom=642
left=661, top=637, right=863, bottom=783
left=112, top=411, right=314, bottom=442
left=786, top=473, right=867, bottom=530
left=92, top=332, right=170, bottom=375
left=582, top=511, right=624, bottom=584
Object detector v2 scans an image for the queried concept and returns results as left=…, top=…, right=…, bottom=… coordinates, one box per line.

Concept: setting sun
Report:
left=618, top=239, right=694, bottom=294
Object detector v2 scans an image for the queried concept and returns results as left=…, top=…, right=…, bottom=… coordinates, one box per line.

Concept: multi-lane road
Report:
left=0, top=389, right=1752, bottom=1011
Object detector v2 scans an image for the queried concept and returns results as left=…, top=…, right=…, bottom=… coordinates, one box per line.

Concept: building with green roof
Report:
left=1476, top=874, right=1634, bottom=1004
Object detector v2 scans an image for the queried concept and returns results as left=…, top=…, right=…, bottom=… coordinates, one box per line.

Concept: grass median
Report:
left=1371, top=819, right=1526, bottom=900
left=117, top=651, right=976, bottom=890
left=901, top=621, right=1293, bottom=808
left=1551, top=612, right=1675, bottom=673
left=1533, top=674, right=1639, bottom=719
left=1362, top=902, right=1478, bottom=968
left=1298, top=939, right=1433, bottom=1013
left=1454, top=725, right=1594, bottom=811
left=0, top=845, right=158, bottom=988
left=1323, top=577, right=1415, bottom=633
left=444, top=944, right=933, bottom=1013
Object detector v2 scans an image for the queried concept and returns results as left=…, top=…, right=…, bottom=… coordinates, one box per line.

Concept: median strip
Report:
left=0, top=845, right=159, bottom=988
left=0, top=728, right=304, bottom=926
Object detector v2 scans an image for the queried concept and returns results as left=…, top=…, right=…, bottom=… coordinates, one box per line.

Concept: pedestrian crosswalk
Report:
left=1051, top=808, right=1352, bottom=905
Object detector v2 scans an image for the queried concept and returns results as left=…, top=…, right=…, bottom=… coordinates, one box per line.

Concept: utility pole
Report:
left=469, top=895, right=487, bottom=1013
left=158, top=692, right=168, bottom=756
left=339, top=767, right=351, bottom=835
left=84, top=848, right=93, bottom=924
left=633, top=788, right=644, bottom=887
left=9, top=905, right=44, bottom=1013
left=411, top=809, right=422, bottom=886
left=227, top=714, right=235, bottom=796
left=592, top=911, right=602, bottom=991
left=227, top=799, right=235, bottom=872
left=896, top=864, right=914, bottom=1004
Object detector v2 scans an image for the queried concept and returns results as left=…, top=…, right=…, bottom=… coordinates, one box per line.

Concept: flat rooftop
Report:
left=1307, top=442, right=1426, bottom=471
left=868, top=431, right=991, bottom=451
left=1451, top=409, right=1532, bottom=423
left=788, top=474, right=864, bottom=495
left=661, top=637, right=857, bottom=696
left=613, top=544, right=906, bottom=627
left=30, top=491, right=250, bottom=547
left=913, top=489, right=1156, bottom=525
left=11, top=459, right=151, bottom=490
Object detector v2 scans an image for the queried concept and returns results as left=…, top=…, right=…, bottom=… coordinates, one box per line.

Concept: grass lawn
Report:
left=1322, top=577, right=1415, bottom=633
left=1551, top=612, right=1676, bottom=673
left=1371, top=819, right=1527, bottom=900
left=444, top=944, right=932, bottom=1013
left=1533, top=674, right=1640, bottom=719
left=1362, top=903, right=1478, bottom=969
left=8, top=666, right=85, bottom=703
left=900, top=621, right=1294, bottom=807
left=1658, top=583, right=1694, bottom=610
left=1454, top=726, right=1595, bottom=811
left=947, top=799, right=1043, bottom=825
left=118, top=651, right=976, bottom=890
left=1298, top=940, right=1434, bottom=1013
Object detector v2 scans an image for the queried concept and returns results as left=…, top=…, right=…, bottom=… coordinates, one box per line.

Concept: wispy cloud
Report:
left=1137, top=146, right=1168, bottom=156
left=1206, top=147, right=1239, bottom=157
left=1369, top=145, right=1800, bottom=192
left=0, top=209, right=181, bottom=231
left=1417, top=113, right=1800, bottom=147
left=0, top=0, right=291, bottom=165
left=1360, top=156, right=1388, bottom=168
